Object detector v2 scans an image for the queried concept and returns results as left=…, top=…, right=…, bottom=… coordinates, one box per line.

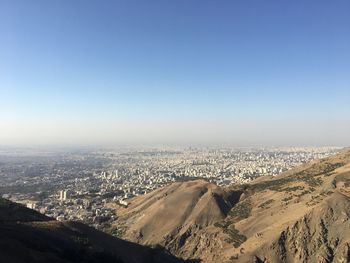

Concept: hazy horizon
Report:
left=1, top=1, right=350, bottom=146
left=0, top=118, right=349, bottom=147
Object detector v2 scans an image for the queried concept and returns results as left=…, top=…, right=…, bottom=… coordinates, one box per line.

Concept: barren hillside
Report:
left=110, top=149, right=350, bottom=263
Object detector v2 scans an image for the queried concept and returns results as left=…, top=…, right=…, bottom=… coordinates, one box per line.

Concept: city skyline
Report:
left=1, top=0, right=350, bottom=146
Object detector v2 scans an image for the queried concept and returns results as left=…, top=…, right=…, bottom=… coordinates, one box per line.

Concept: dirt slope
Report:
left=111, top=149, right=350, bottom=263
left=111, top=180, right=240, bottom=246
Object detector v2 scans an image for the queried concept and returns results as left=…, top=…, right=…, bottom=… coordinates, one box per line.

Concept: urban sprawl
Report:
left=0, top=146, right=340, bottom=232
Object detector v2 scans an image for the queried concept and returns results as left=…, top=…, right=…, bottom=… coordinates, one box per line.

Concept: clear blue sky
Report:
left=1, top=0, right=349, bottom=146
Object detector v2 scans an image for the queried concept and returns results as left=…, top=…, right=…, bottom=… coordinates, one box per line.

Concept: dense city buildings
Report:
left=0, top=146, right=341, bottom=231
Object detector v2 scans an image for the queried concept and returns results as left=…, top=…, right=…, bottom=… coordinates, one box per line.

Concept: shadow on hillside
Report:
left=148, top=243, right=202, bottom=262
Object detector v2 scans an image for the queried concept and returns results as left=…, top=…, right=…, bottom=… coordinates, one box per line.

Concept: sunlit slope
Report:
left=111, top=149, right=350, bottom=263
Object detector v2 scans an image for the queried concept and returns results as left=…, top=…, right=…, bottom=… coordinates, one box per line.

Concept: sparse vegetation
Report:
left=306, top=194, right=326, bottom=206
left=230, top=254, right=239, bottom=261
left=224, top=225, right=247, bottom=248
left=250, top=177, right=294, bottom=192
left=296, top=162, right=344, bottom=187
left=295, top=189, right=311, bottom=197
left=111, top=227, right=126, bottom=237
left=301, top=176, right=323, bottom=187
left=228, top=198, right=252, bottom=220
left=283, top=186, right=304, bottom=192
left=250, top=162, right=344, bottom=192
left=258, top=199, right=274, bottom=209
left=320, top=190, right=334, bottom=196
left=282, top=196, right=293, bottom=202
left=214, top=220, right=247, bottom=248
left=214, top=220, right=231, bottom=229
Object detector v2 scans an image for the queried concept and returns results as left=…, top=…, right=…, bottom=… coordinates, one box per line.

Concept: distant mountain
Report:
left=110, top=149, right=350, bottom=263
left=0, top=198, right=188, bottom=263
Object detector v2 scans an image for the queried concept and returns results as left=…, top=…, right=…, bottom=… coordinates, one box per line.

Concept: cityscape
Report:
left=1, top=1, right=350, bottom=262
left=0, top=146, right=340, bottom=232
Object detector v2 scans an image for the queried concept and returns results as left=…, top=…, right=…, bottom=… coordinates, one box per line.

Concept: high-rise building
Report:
left=59, top=190, right=67, bottom=201
left=26, top=202, right=36, bottom=209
